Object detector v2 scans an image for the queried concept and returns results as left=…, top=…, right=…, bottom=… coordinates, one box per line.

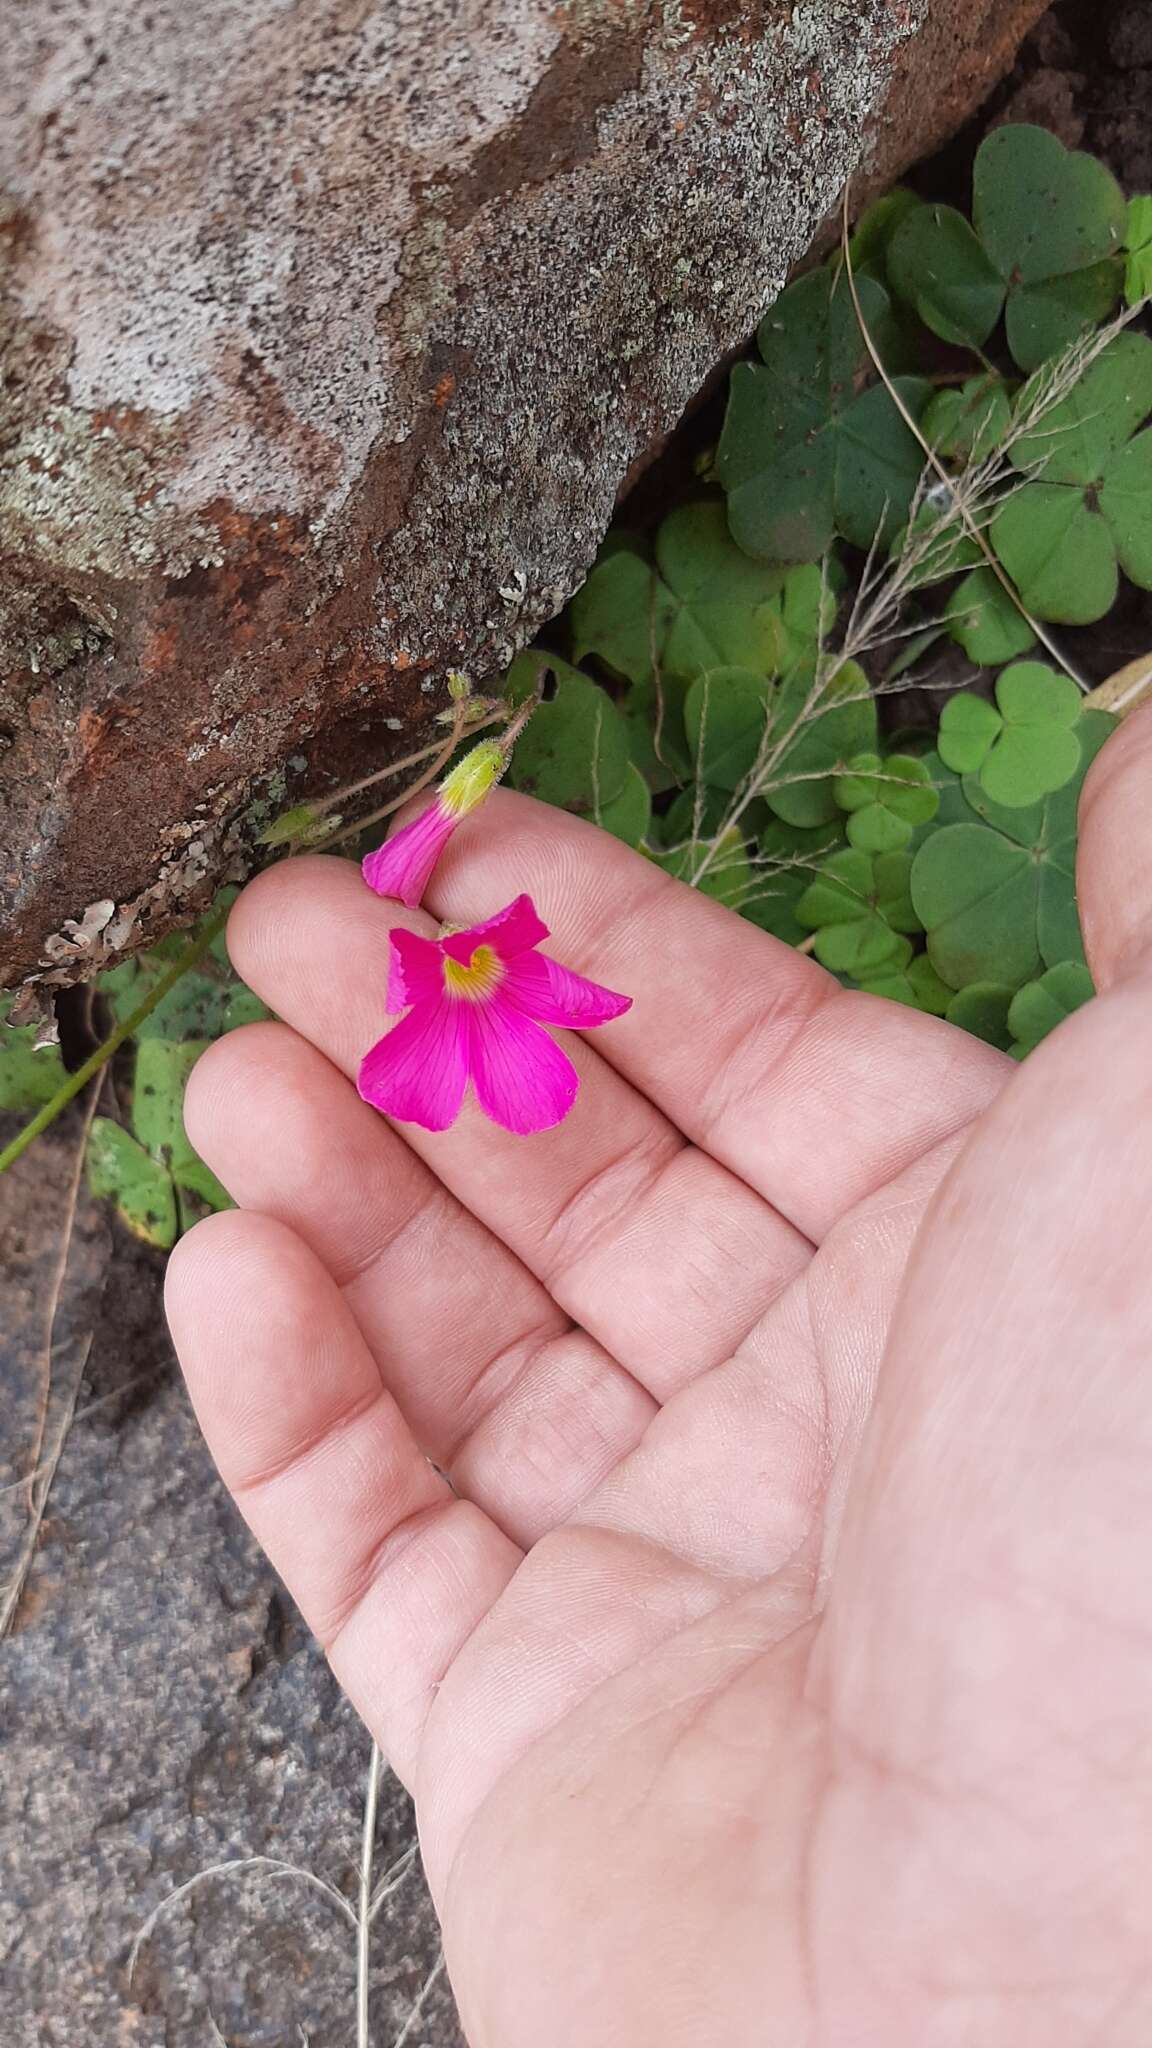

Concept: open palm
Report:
left=167, top=709, right=1152, bottom=2048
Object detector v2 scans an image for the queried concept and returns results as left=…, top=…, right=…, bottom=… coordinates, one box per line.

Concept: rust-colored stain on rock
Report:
left=0, top=0, right=1047, bottom=986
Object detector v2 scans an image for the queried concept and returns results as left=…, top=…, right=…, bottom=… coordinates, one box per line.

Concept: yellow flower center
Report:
left=442, top=943, right=503, bottom=1001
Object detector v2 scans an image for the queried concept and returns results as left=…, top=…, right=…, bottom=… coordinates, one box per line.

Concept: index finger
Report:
left=426, top=791, right=1009, bottom=1241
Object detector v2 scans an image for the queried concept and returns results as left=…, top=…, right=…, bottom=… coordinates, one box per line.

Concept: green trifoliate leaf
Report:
left=973, top=126, right=1126, bottom=369
left=847, top=187, right=922, bottom=282
left=86, top=1119, right=179, bottom=1250
left=1011, top=334, right=1152, bottom=486
left=509, top=664, right=630, bottom=814
left=945, top=567, right=1036, bottom=665
left=888, top=204, right=1005, bottom=348
left=718, top=269, right=928, bottom=561
left=797, top=847, right=921, bottom=975
left=922, top=376, right=1013, bottom=466
left=944, top=983, right=1016, bottom=1050
left=832, top=751, right=938, bottom=853
left=991, top=484, right=1118, bottom=625
left=859, top=952, right=952, bottom=1015
left=763, top=661, right=878, bottom=828
left=595, top=763, right=652, bottom=847
left=939, top=664, right=1082, bottom=808
left=1007, top=961, right=1095, bottom=1054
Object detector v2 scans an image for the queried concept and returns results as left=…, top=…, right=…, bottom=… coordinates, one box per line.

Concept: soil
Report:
left=1, top=8, right=1146, bottom=2046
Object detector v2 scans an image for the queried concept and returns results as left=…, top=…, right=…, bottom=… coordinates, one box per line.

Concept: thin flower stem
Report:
left=0, top=900, right=229, bottom=1179
left=357, top=1741, right=384, bottom=2048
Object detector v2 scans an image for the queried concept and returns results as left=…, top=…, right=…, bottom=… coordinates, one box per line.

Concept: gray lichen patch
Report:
left=0, top=0, right=1045, bottom=982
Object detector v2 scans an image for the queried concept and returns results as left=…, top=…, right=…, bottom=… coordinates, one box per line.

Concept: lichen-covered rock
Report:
left=0, top=0, right=1045, bottom=984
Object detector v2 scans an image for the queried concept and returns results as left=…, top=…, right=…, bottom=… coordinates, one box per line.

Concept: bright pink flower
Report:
left=358, top=895, right=631, bottom=1135
left=362, top=741, right=505, bottom=908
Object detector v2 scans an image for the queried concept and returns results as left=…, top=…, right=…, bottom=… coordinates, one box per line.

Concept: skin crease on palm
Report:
left=166, top=704, right=1152, bottom=2048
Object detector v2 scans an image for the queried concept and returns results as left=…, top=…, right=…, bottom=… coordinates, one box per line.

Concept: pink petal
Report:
left=466, top=996, right=579, bottom=1135
left=387, top=927, right=444, bottom=1014
left=362, top=802, right=454, bottom=908
left=500, top=952, right=632, bottom=1030
left=440, top=894, right=549, bottom=966
left=357, top=996, right=468, bottom=1131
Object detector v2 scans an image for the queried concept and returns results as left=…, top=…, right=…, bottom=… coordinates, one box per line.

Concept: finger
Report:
left=423, top=790, right=1009, bottom=1240
left=1078, top=700, right=1152, bottom=991
left=226, top=860, right=812, bottom=1393
left=165, top=1210, right=522, bottom=1785
left=185, top=1023, right=656, bottom=1544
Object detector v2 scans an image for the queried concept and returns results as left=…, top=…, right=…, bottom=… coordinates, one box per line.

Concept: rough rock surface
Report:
left=0, top=1115, right=460, bottom=2048
left=0, top=0, right=1045, bottom=984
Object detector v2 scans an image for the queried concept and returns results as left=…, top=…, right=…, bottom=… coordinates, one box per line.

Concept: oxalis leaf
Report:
left=887, top=203, right=1005, bottom=350
left=858, top=953, right=952, bottom=1016
left=1008, top=961, right=1095, bottom=1056
left=718, top=268, right=929, bottom=561
left=972, top=125, right=1126, bottom=369
left=86, top=1120, right=179, bottom=1251
left=797, top=847, right=921, bottom=976
left=650, top=830, right=753, bottom=911
left=991, top=333, right=1152, bottom=624
left=509, top=661, right=631, bottom=814
left=911, top=709, right=1115, bottom=989
left=937, top=663, right=1083, bottom=808
left=832, top=751, right=938, bottom=853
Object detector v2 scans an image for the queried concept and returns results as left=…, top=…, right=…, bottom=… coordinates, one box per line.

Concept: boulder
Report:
left=0, top=0, right=1046, bottom=984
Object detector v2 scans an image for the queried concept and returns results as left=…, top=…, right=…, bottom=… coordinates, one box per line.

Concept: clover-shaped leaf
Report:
left=945, top=567, right=1036, bottom=665
left=972, top=125, right=1126, bottom=369
left=570, top=502, right=794, bottom=686
left=87, top=1118, right=180, bottom=1251
left=1008, top=961, right=1095, bottom=1055
left=847, top=187, right=921, bottom=281
left=744, top=815, right=848, bottom=945
left=509, top=662, right=631, bottom=814
left=888, top=204, right=1005, bottom=349
left=991, top=333, right=1152, bottom=623
left=763, top=661, right=878, bottom=827
left=912, top=708, right=1113, bottom=988
left=684, top=666, right=773, bottom=794
left=718, top=268, right=929, bottom=561
left=859, top=952, right=952, bottom=1015
left=923, top=376, right=1013, bottom=466
left=944, top=982, right=1016, bottom=1050
left=938, top=663, right=1082, bottom=807
left=594, top=762, right=652, bottom=847
left=797, top=847, right=921, bottom=975
left=833, top=751, right=938, bottom=852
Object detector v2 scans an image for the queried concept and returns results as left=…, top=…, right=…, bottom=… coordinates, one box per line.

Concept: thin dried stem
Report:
left=356, top=1741, right=384, bottom=2048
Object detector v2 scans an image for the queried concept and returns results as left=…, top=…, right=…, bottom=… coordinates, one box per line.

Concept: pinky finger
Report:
left=165, top=1211, right=523, bottom=1787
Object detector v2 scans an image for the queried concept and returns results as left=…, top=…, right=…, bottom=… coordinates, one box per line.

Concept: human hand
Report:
left=166, top=707, right=1152, bottom=2048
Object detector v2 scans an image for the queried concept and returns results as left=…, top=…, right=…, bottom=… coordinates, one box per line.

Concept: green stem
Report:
left=0, top=901, right=229, bottom=1179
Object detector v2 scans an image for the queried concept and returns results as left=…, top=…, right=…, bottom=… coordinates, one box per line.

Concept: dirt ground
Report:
left=1, top=6, right=1146, bottom=2043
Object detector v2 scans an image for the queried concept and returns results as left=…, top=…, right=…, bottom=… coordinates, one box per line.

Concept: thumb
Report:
left=1077, top=700, right=1152, bottom=992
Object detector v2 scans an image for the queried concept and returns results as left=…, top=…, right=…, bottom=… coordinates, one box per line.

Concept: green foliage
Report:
left=718, top=268, right=929, bottom=561
left=944, top=982, right=1015, bottom=1050
left=1125, top=195, right=1152, bottom=306
left=508, top=660, right=631, bottom=814
left=991, top=333, right=1152, bottom=623
left=1007, top=961, right=1095, bottom=1054
left=911, top=708, right=1114, bottom=991
left=0, top=998, right=67, bottom=1111
left=833, top=751, right=938, bottom=852
left=972, top=125, right=1125, bottom=368
left=937, top=664, right=1082, bottom=807
left=944, top=568, right=1036, bottom=664
left=797, top=848, right=921, bottom=974
left=888, top=204, right=1005, bottom=349
left=87, top=1118, right=179, bottom=1250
